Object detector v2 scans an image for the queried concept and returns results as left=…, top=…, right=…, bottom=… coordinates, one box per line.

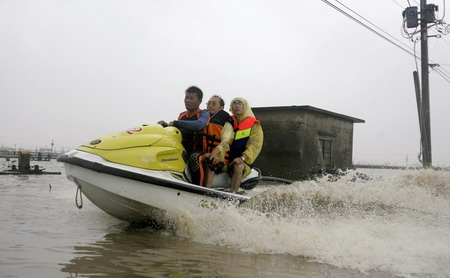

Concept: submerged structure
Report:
left=253, top=105, right=364, bottom=180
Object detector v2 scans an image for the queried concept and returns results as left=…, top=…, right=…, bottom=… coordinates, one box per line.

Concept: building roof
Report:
left=252, top=105, right=365, bottom=123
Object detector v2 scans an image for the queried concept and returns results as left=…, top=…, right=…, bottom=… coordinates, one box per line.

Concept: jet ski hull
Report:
left=59, top=150, right=250, bottom=224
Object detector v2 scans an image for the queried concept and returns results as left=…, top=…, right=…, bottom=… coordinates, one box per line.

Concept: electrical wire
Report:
left=434, top=64, right=450, bottom=79
left=437, top=61, right=450, bottom=76
left=322, top=0, right=450, bottom=85
left=335, top=0, right=416, bottom=52
left=438, top=0, right=446, bottom=21
left=433, top=67, right=450, bottom=83
left=442, top=37, right=450, bottom=46
left=321, top=0, right=416, bottom=57
left=414, top=39, right=420, bottom=73
left=392, top=0, right=405, bottom=9
left=402, top=17, right=419, bottom=40
left=433, top=37, right=450, bottom=76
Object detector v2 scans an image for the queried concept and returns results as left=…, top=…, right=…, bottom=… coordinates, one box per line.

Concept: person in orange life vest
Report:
left=202, top=95, right=234, bottom=188
left=157, top=86, right=210, bottom=155
left=227, top=97, right=263, bottom=193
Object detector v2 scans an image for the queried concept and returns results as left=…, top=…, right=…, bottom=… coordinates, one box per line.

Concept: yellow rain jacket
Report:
left=229, top=97, right=263, bottom=177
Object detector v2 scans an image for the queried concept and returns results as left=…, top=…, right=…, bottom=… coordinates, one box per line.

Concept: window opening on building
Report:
left=319, top=139, right=332, bottom=167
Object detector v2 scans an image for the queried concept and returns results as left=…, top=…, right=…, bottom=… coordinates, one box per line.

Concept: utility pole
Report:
left=420, top=0, right=432, bottom=167
left=403, top=1, right=439, bottom=167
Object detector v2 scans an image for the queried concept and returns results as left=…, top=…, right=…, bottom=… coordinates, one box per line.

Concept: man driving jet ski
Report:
left=157, top=86, right=210, bottom=185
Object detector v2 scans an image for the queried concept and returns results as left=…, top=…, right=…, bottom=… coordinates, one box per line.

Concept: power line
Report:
left=414, top=39, right=420, bottom=72
left=433, top=67, right=450, bottom=83
left=391, top=0, right=406, bottom=9
left=431, top=37, right=450, bottom=76
left=431, top=64, right=450, bottom=79
left=335, top=0, right=416, bottom=53
left=321, top=0, right=416, bottom=57
left=437, top=61, right=450, bottom=76
left=322, top=0, right=450, bottom=85
left=441, top=36, right=450, bottom=47
left=438, top=0, right=446, bottom=21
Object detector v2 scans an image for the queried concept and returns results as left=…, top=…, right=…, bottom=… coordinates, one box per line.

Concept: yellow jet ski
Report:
left=58, top=124, right=261, bottom=224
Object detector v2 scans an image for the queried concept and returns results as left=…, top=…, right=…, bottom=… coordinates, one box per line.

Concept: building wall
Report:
left=253, top=109, right=306, bottom=179
left=302, top=110, right=355, bottom=172
left=253, top=107, right=359, bottom=180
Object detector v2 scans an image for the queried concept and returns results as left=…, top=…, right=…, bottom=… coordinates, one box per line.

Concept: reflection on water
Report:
left=60, top=226, right=376, bottom=278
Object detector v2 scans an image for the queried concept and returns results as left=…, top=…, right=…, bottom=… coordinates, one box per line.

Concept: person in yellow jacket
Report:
left=227, top=97, right=263, bottom=192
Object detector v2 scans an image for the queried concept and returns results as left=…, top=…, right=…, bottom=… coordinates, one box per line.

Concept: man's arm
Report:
left=172, top=110, right=209, bottom=131
left=216, top=121, right=234, bottom=155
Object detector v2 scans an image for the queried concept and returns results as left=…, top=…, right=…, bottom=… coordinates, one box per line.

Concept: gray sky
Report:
left=1, top=0, right=449, bottom=166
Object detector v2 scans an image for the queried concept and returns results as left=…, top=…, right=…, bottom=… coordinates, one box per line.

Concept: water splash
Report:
left=164, top=169, right=450, bottom=277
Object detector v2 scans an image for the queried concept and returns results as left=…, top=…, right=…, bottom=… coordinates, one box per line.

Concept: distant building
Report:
left=252, top=105, right=365, bottom=180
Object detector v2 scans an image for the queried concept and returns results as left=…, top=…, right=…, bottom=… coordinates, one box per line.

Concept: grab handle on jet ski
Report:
left=75, top=185, right=83, bottom=209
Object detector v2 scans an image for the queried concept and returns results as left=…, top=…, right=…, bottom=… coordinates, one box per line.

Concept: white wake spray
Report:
left=164, top=169, right=450, bottom=277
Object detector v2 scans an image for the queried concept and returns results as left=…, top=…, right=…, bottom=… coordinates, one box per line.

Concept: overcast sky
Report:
left=1, top=0, right=449, bottom=166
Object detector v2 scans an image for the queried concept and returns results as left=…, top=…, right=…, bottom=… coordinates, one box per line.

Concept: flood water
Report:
left=1, top=158, right=449, bottom=277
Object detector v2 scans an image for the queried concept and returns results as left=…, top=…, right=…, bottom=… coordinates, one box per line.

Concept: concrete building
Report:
left=252, top=105, right=364, bottom=180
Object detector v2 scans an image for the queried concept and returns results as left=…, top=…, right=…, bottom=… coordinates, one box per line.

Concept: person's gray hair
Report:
left=211, top=95, right=225, bottom=107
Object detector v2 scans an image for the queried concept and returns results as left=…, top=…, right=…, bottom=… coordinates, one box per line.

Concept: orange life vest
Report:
left=229, top=116, right=260, bottom=164
left=177, top=109, right=208, bottom=154
left=204, top=110, right=233, bottom=153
